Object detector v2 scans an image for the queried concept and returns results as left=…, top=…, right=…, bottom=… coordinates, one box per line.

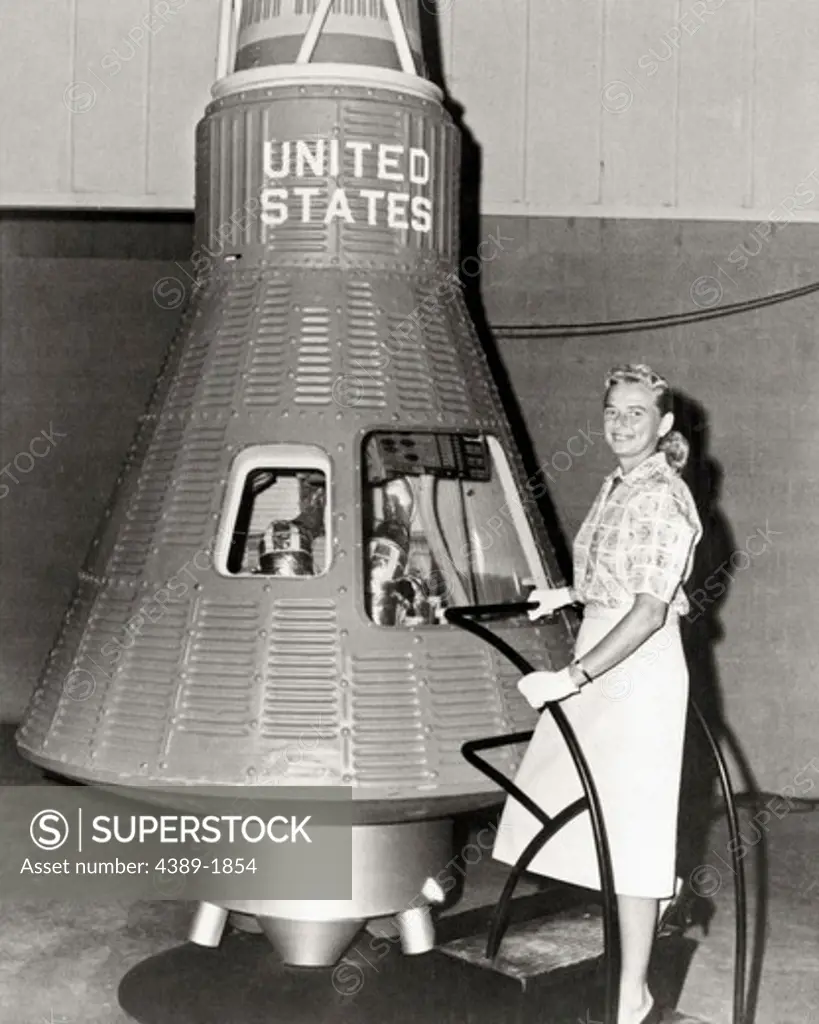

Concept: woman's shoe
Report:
left=657, top=878, right=716, bottom=938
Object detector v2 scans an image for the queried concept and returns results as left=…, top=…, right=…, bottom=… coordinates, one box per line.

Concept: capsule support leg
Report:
left=188, top=901, right=229, bottom=948
left=396, top=905, right=435, bottom=955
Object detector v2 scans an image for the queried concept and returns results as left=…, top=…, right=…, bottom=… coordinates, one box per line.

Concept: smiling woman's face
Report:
left=603, top=381, right=673, bottom=469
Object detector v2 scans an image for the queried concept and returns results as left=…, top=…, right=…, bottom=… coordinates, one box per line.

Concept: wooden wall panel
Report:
left=146, top=2, right=219, bottom=199
left=0, top=1, right=73, bottom=196
left=677, top=0, right=754, bottom=210
left=71, top=0, right=151, bottom=195
left=524, top=0, right=604, bottom=208
left=600, top=0, right=680, bottom=207
left=448, top=0, right=529, bottom=206
left=753, top=0, right=819, bottom=212
left=3, top=0, right=819, bottom=219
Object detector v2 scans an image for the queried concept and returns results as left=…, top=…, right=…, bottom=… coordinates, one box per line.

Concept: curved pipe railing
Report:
left=446, top=600, right=748, bottom=1024
left=446, top=601, right=620, bottom=1024
left=690, top=701, right=747, bottom=1024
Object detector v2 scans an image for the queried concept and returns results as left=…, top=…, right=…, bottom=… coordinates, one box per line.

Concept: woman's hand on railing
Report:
left=517, top=667, right=579, bottom=709
left=525, top=585, right=573, bottom=620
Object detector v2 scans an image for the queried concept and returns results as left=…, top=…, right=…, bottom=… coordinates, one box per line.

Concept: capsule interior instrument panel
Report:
left=15, top=0, right=574, bottom=967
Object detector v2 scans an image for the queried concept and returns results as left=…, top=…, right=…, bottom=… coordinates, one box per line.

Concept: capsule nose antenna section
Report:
left=219, top=0, right=425, bottom=79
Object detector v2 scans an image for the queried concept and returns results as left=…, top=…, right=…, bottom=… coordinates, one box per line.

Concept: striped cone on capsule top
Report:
left=235, top=0, right=425, bottom=72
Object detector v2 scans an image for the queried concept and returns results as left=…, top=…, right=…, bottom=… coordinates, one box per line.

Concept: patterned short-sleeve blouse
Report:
left=573, top=451, right=702, bottom=616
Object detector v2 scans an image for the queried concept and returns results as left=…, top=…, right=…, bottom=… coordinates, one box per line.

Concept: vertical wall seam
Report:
left=520, top=0, right=532, bottom=205
left=144, top=0, right=153, bottom=197
left=68, top=0, right=79, bottom=192
left=672, top=0, right=682, bottom=208
left=747, top=0, right=758, bottom=208
left=597, top=0, right=609, bottom=205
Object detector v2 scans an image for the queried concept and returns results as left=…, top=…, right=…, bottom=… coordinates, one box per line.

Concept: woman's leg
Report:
left=616, top=895, right=658, bottom=1024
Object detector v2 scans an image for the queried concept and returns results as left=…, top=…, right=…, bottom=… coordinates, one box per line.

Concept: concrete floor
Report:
left=2, top=728, right=817, bottom=1024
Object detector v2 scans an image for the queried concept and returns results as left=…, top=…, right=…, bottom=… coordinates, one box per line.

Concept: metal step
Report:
left=438, top=904, right=606, bottom=989
left=436, top=904, right=706, bottom=1022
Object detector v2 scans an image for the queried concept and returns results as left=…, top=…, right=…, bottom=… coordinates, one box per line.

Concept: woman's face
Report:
left=603, top=381, right=672, bottom=467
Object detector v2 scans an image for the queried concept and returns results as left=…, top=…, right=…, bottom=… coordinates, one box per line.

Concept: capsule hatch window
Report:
left=215, top=446, right=330, bottom=577
left=362, top=432, right=545, bottom=626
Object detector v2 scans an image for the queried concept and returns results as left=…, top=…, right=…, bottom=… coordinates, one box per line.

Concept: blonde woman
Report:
left=493, top=364, right=703, bottom=1024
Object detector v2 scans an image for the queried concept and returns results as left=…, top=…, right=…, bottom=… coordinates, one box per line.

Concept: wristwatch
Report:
left=571, top=659, right=593, bottom=687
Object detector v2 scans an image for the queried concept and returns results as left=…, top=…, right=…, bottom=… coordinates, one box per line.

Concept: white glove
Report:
left=517, top=668, right=578, bottom=709
left=527, top=586, right=571, bottom=621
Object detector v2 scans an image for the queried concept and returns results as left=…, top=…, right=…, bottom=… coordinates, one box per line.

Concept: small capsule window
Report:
left=215, top=447, right=330, bottom=578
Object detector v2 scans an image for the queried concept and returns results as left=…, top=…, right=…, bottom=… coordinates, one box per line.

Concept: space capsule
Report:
left=15, top=0, right=573, bottom=966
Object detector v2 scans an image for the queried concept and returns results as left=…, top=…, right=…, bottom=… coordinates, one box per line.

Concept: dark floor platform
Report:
left=2, top=727, right=818, bottom=1024
left=118, top=904, right=697, bottom=1024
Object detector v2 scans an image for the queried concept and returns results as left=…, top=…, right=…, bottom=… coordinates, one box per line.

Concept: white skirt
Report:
left=492, top=605, right=689, bottom=899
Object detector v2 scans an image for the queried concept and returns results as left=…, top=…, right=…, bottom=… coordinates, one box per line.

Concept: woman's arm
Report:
left=571, top=593, right=667, bottom=685
left=571, top=482, right=699, bottom=687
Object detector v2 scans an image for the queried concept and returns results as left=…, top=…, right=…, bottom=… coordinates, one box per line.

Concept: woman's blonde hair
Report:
left=604, top=363, right=689, bottom=473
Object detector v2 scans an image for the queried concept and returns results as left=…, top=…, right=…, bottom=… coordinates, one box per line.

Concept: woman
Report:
left=493, top=364, right=703, bottom=1024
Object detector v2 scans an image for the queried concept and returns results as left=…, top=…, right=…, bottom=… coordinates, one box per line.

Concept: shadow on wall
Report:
left=418, top=0, right=572, bottom=584
left=675, top=390, right=768, bottom=1024
left=675, top=390, right=736, bottom=875
left=676, top=389, right=769, bottom=843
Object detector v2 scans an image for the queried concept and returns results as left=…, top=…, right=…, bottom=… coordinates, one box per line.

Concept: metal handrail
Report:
left=446, top=601, right=620, bottom=1024
left=691, top=702, right=747, bottom=1024
left=447, top=599, right=748, bottom=1024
